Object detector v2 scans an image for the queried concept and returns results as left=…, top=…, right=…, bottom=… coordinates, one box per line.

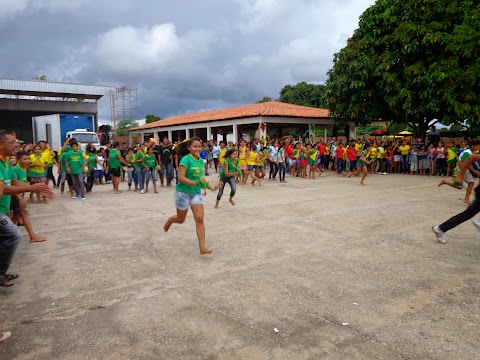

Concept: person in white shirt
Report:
left=212, top=142, right=220, bottom=173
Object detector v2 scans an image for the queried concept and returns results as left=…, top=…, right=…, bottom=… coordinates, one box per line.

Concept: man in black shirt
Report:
left=155, top=137, right=173, bottom=187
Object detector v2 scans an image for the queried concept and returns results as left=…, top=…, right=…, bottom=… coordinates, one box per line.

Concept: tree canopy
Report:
left=324, top=0, right=480, bottom=135
left=256, top=96, right=273, bottom=103
left=116, top=119, right=138, bottom=137
left=145, top=114, right=162, bottom=124
left=279, top=82, right=327, bottom=108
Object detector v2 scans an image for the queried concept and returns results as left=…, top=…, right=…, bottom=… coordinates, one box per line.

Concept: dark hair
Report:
left=0, top=130, right=15, bottom=142
left=469, top=139, right=480, bottom=146
left=16, top=150, right=28, bottom=159
left=112, top=141, right=120, bottom=148
left=223, top=148, right=236, bottom=160
left=175, top=137, right=201, bottom=157
left=69, top=138, right=78, bottom=146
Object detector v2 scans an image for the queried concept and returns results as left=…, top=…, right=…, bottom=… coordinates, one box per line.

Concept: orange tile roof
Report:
left=131, top=101, right=330, bottom=131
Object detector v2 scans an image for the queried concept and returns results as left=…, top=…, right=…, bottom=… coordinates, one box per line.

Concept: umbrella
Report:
left=398, top=130, right=412, bottom=135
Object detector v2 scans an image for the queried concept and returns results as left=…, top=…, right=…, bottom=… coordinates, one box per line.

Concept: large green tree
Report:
left=145, top=114, right=162, bottom=124
left=279, top=82, right=327, bottom=108
left=116, top=119, right=138, bottom=137
left=324, top=0, right=480, bottom=135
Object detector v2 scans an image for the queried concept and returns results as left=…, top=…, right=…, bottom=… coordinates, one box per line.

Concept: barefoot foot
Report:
left=163, top=219, right=172, bottom=232
left=200, top=248, right=213, bottom=255
left=30, top=235, right=47, bottom=243
left=229, top=198, right=235, bottom=206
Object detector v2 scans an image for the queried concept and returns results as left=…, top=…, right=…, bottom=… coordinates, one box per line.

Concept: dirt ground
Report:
left=0, top=171, right=479, bottom=360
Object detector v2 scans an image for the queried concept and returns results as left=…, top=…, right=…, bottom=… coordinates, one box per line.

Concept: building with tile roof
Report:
left=130, top=101, right=344, bottom=144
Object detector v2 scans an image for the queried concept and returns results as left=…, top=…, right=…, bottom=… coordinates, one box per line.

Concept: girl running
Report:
left=214, top=148, right=238, bottom=209
left=348, top=144, right=372, bottom=185
left=164, top=138, right=219, bottom=255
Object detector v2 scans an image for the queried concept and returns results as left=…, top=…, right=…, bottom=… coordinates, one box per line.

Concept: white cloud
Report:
left=0, top=0, right=29, bottom=22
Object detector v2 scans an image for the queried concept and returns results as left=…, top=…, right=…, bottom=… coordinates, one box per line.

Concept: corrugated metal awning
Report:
left=0, top=78, right=116, bottom=100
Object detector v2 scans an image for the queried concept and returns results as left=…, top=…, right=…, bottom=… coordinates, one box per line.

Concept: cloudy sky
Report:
left=0, top=0, right=375, bottom=124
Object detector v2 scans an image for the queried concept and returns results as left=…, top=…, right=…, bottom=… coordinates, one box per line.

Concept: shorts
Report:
left=308, top=160, right=316, bottom=166
left=174, top=191, right=203, bottom=210
left=160, top=163, right=172, bottom=175
left=10, top=195, right=21, bottom=213
left=300, top=159, right=308, bottom=166
left=419, top=159, right=428, bottom=170
left=394, top=155, right=401, bottom=162
left=109, top=167, right=121, bottom=177
left=447, top=158, right=457, bottom=165
left=248, top=165, right=256, bottom=171
left=238, top=165, right=247, bottom=171
left=96, top=170, right=104, bottom=179
left=30, top=176, right=45, bottom=184
left=356, top=161, right=366, bottom=169
left=464, top=170, right=474, bottom=184
left=410, top=162, right=418, bottom=172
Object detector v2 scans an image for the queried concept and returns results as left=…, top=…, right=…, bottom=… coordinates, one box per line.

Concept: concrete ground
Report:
left=0, top=171, right=479, bottom=360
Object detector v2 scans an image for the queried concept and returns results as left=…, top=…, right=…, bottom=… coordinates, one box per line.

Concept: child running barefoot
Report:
left=348, top=144, right=372, bottom=185
left=214, top=148, right=238, bottom=209
left=163, top=137, right=219, bottom=255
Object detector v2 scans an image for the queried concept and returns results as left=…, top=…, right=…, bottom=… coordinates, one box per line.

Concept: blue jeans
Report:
left=278, top=162, right=286, bottom=181
left=145, top=167, right=156, bottom=185
left=337, top=158, right=345, bottom=173
left=0, top=214, right=22, bottom=275
left=401, top=155, right=409, bottom=173
left=136, top=167, right=146, bottom=191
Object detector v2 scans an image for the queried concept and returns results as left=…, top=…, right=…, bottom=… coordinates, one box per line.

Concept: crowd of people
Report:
left=3, top=128, right=480, bottom=342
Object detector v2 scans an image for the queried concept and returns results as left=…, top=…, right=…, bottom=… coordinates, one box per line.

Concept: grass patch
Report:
left=20, top=319, right=35, bottom=325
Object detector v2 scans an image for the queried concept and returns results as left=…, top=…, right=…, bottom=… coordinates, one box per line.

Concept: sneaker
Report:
left=382, top=172, right=388, bottom=175
left=432, top=225, right=446, bottom=244
left=81, top=195, right=86, bottom=200
left=71, top=195, right=78, bottom=199
left=162, top=184, right=166, bottom=187
left=471, top=218, right=480, bottom=232
left=140, top=189, right=145, bottom=194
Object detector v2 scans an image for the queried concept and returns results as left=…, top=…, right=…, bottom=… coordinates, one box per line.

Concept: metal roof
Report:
left=0, top=78, right=116, bottom=100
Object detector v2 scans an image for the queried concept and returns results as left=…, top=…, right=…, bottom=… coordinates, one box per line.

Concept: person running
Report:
left=11, top=151, right=47, bottom=242
left=432, top=148, right=480, bottom=244
left=246, top=142, right=262, bottom=186
left=163, top=137, right=219, bottom=255
left=214, top=148, right=238, bottom=208
left=108, top=142, right=128, bottom=194
left=348, top=144, right=372, bottom=185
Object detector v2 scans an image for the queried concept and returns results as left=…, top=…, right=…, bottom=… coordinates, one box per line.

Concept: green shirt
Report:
left=0, top=158, right=17, bottom=215
left=176, top=154, right=204, bottom=194
left=145, top=153, right=156, bottom=168
left=66, top=150, right=87, bottom=175
left=135, top=151, right=145, bottom=169
left=59, top=152, right=68, bottom=172
left=88, top=153, right=97, bottom=168
left=13, top=165, right=27, bottom=183
left=220, top=158, right=239, bottom=179
left=109, top=149, right=121, bottom=169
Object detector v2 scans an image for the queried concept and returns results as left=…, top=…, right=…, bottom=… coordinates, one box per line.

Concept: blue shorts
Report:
left=248, top=165, right=257, bottom=171
left=174, top=191, right=203, bottom=210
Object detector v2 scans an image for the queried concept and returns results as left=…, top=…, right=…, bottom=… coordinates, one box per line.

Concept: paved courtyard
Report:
left=0, top=172, right=479, bottom=360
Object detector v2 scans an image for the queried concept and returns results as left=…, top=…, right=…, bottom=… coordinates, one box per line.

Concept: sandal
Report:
left=0, top=278, right=14, bottom=287
left=4, top=274, right=19, bottom=281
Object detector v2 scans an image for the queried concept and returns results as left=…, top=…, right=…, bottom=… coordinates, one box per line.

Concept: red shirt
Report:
left=336, top=147, right=344, bottom=159
left=317, top=143, right=326, bottom=156
left=284, top=144, right=293, bottom=158
left=346, top=148, right=357, bottom=161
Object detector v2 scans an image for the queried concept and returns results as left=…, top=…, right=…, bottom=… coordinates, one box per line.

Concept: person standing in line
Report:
left=163, top=137, right=219, bottom=255
left=156, top=137, right=173, bottom=187
left=134, top=144, right=146, bottom=194
left=212, top=141, right=220, bottom=173
left=66, top=141, right=89, bottom=200
left=144, top=146, right=159, bottom=194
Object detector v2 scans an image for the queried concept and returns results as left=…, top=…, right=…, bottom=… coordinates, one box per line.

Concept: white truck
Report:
left=32, top=114, right=101, bottom=151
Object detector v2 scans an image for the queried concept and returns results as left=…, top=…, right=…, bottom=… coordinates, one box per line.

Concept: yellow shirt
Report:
left=399, top=145, right=410, bottom=155
left=255, top=153, right=264, bottom=167
left=369, top=147, right=378, bottom=159
left=219, top=148, right=227, bottom=164
left=29, top=154, right=47, bottom=175
left=247, top=151, right=258, bottom=166
left=355, top=143, right=363, bottom=155
left=42, top=149, right=54, bottom=165
left=377, top=148, right=386, bottom=159
left=238, top=147, right=247, bottom=167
